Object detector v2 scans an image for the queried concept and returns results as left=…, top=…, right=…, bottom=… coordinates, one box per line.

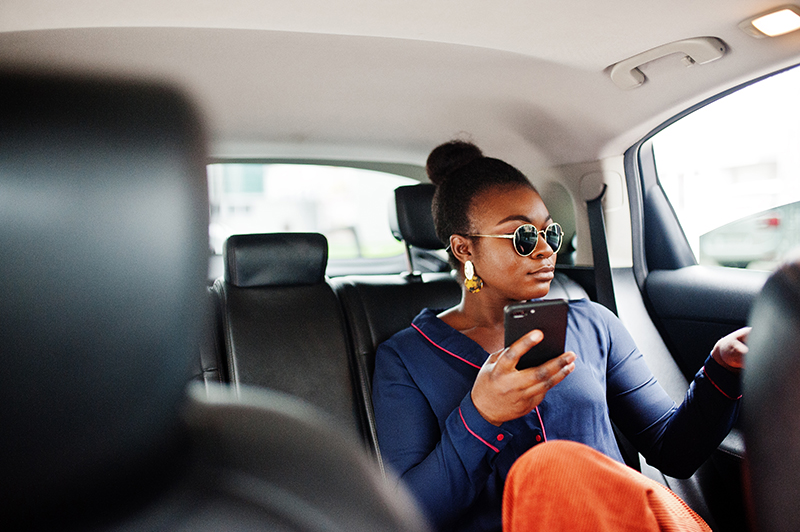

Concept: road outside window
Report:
left=652, top=65, right=800, bottom=270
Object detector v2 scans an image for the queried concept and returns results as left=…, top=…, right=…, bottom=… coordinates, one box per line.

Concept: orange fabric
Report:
left=502, top=440, right=711, bottom=532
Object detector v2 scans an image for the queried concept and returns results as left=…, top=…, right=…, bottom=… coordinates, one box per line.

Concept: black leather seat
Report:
left=193, top=287, right=228, bottom=386
left=743, top=257, right=800, bottom=531
left=332, top=183, right=588, bottom=473
left=212, top=232, right=371, bottom=449
left=0, top=71, right=428, bottom=531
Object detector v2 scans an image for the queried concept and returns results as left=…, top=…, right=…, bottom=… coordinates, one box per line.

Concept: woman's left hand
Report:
left=711, top=326, right=750, bottom=373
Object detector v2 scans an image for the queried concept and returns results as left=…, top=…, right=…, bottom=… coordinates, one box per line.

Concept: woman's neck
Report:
left=438, top=291, right=513, bottom=354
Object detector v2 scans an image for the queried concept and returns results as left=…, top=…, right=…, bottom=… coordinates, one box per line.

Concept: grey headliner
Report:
left=2, top=0, right=799, bottom=176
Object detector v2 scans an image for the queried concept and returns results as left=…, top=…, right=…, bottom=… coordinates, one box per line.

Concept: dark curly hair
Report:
left=428, top=140, right=536, bottom=268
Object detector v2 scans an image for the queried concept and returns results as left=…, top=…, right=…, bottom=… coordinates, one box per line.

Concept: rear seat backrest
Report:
left=213, top=232, right=368, bottom=444
left=333, top=273, right=461, bottom=402
left=193, top=287, right=227, bottom=385
left=333, top=273, right=461, bottom=474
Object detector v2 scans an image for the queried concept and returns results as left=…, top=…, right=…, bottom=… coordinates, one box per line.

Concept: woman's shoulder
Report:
left=563, top=298, right=627, bottom=342
left=379, top=308, right=443, bottom=354
left=565, top=298, right=636, bottom=354
left=375, top=308, right=459, bottom=378
left=567, top=298, right=617, bottom=324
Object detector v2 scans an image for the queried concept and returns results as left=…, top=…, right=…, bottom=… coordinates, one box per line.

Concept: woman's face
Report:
left=466, top=184, right=557, bottom=302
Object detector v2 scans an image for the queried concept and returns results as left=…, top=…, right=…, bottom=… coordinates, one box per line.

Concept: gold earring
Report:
left=464, top=260, right=483, bottom=293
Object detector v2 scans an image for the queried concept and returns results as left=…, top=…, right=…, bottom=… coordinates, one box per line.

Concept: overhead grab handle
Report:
left=609, top=37, right=727, bottom=90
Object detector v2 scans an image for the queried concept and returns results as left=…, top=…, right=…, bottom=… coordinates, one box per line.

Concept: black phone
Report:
left=504, top=299, right=568, bottom=370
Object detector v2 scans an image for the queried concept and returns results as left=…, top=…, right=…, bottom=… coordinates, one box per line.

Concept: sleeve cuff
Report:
left=701, top=354, right=743, bottom=400
left=458, top=393, right=513, bottom=453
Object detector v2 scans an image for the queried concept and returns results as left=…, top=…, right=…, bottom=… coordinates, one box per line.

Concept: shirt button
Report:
left=535, top=435, right=542, bottom=442
left=496, top=434, right=504, bottom=441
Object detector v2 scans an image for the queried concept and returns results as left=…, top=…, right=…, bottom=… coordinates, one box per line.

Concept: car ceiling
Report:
left=2, top=0, right=800, bottom=176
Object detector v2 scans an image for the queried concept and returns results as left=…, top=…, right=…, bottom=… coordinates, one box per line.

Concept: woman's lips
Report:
left=528, top=266, right=555, bottom=281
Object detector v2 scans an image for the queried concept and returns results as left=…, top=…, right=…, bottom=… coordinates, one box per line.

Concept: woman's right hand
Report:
left=471, top=330, right=576, bottom=426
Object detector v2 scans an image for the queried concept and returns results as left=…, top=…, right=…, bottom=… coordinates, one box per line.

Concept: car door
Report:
left=621, top=63, right=800, bottom=532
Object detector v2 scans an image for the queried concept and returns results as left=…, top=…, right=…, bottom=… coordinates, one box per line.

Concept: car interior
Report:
left=2, top=1, right=800, bottom=531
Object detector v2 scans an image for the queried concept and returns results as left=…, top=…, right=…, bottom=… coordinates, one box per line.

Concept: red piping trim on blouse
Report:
left=459, top=407, right=500, bottom=453
left=703, top=366, right=743, bottom=400
left=535, top=406, right=548, bottom=442
left=412, top=323, right=482, bottom=369
left=414, top=322, right=549, bottom=445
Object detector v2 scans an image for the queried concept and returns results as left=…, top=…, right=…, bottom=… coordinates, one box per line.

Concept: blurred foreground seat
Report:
left=743, top=257, right=800, bottom=532
left=0, top=70, right=428, bottom=532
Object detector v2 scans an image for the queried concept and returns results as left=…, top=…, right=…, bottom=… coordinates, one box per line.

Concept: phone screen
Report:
left=504, top=299, right=568, bottom=370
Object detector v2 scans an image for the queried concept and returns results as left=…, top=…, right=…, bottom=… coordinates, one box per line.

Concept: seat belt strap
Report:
left=587, top=185, right=640, bottom=470
left=586, top=185, right=618, bottom=316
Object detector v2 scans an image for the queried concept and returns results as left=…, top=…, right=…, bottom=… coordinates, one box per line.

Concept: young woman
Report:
left=372, top=140, right=747, bottom=532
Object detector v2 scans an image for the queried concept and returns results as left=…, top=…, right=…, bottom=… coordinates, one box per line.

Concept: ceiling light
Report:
left=740, top=5, right=800, bottom=37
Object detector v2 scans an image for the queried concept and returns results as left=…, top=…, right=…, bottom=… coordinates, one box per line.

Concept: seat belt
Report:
left=586, top=185, right=640, bottom=471
left=586, top=185, right=618, bottom=315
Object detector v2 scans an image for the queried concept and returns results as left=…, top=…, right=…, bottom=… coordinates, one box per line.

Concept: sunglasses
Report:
left=468, top=222, right=563, bottom=256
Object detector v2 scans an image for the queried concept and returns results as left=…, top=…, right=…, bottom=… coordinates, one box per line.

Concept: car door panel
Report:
left=625, top=136, right=760, bottom=532
left=645, top=266, right=767, bottom=380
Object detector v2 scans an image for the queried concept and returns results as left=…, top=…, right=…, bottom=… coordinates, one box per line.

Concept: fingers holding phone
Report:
left=498, top=330, right=576, bottom=411
left=504, top=300, right=568, bottom=369
left=516, top=347, right=576, bottom=406
left=472, top=328, right=576, bottom=426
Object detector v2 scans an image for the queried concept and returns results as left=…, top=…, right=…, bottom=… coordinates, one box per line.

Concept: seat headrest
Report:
left=389, top=184, right=446, bottom=250
left=224, top=232, right=329, bottom=288
left=0, top=72, right=208, bottom=522
left=743, top=257, right=800, bottom=531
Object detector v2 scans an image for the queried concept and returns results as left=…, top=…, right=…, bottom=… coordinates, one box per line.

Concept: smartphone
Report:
left=504, top=299, right=568, bottom=370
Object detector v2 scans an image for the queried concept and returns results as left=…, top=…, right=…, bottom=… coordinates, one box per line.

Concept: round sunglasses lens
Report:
left=514, top=225, right=538, bottom=255
left=545, top=224, right=563, bottom=252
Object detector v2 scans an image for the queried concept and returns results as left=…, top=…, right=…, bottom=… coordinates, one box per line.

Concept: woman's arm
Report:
left=600, top=305, right=742, bottom=478
left=373, top=328, right=575, bottom=527
left=372, top=343, right=511, bottom=528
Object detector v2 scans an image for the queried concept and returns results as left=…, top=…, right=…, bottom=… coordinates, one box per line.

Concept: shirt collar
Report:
left=411, top=308, right=491, bottom=369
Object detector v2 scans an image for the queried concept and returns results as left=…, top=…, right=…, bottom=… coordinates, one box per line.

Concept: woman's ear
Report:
left=449, top=234, right=472, bottom=266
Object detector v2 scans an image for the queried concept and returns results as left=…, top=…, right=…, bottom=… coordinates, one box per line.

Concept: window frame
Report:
left=624, top=63, right=800, bottom=288
left=205, top=158, right=442, bottom=279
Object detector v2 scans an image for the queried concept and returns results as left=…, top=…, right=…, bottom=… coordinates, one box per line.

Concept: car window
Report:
left=651, top=64, right=800, bottom=270
left=207, top=163, right=418, bottom=276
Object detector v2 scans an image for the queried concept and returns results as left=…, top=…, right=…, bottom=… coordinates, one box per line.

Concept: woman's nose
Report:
left=532, top=233, right=555, bottom=259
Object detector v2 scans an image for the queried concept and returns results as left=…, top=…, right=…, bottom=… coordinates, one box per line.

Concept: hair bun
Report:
left=426, top=140, right=483, bottom=186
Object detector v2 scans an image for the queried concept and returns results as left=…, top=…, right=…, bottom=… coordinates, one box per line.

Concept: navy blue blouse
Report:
left=372, top=299, right=741, bottom=532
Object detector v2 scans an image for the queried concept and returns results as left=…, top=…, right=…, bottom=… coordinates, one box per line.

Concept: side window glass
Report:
left=207, top=163, right=417, bottom=275
left=651, top=65, right=800, bottom=270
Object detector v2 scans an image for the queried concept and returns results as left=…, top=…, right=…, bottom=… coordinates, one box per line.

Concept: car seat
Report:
left=211, top=232, right=370, bottom=448
left=742, top=256, right=800, bottom=532
left=0, top=71, right=428, bottom=531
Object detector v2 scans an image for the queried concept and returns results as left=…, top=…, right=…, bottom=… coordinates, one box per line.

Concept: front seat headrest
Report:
left=743, top=257, right=800, bottom=531
left=0, top=71, right=209, bottom=523
left=223, top=232, right=328, bottom=287
left=389, top=184, right=445, bottom=250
